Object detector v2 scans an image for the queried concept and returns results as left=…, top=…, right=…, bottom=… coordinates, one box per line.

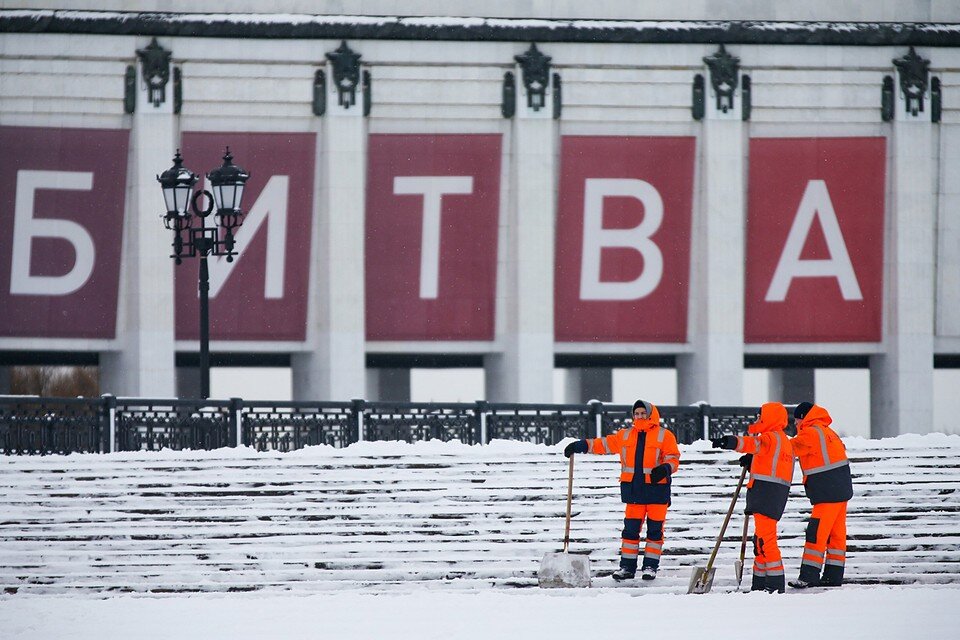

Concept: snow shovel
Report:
left=687, top=466, right=747, bottom=594
left=734, top=510, right=749, bottom=588
left=538, top=454, right=591, bottom=588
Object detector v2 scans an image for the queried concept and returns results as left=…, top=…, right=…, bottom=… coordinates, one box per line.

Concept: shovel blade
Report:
left=538, top=552, right=591, bottom=588
left=734, top=560, right=744, bottom=586
left=687, top=566, right=716, bottom=594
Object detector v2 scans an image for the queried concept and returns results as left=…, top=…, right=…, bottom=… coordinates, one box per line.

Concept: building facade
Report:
left=1, top=2, right=959, bottom=437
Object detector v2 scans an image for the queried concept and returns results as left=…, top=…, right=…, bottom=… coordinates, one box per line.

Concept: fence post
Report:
left=589, top=400, right=603, bottom=439
left=701, top=404, right=710, bottom=441
left=230, top=397, right=243, bottom=447
left=475, top=400, right=488, bottom=444
left=101, top=394, right=116, bottom=453
left=352, top=399, right=365, bottom=442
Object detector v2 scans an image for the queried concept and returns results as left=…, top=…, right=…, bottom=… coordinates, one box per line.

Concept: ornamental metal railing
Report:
left=0, top=395, right=786, bottom=455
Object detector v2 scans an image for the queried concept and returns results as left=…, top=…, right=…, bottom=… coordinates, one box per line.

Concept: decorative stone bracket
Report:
left=136, top=38, right=171, bottom=109
left=503, top=43, right=561, bottom=119
left=884, top=47, right=941, bottom=122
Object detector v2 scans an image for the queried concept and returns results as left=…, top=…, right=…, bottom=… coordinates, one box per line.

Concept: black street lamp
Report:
left=158, top=148, right=250, bottom=399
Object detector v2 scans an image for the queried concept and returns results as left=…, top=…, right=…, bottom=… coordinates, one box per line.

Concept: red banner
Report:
left=366, top=134, right=501, bottom=340
left=175, top=132, right=316, bottom=341
left=555, top=136, right=695, bottom=342
left=0, top=126, right=129, bottom=339
left=745, top=137, right=885, bottom=342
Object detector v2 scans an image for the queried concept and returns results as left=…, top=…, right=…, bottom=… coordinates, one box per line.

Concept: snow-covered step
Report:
left=1, top=435, right=958, bottom=595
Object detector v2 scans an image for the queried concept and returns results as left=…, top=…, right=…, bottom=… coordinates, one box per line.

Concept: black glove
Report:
left=711, top=435, right=737, bottom=450
left=563, top=440, right=588, bottom=458
left=650, top=463, right=671, bottom=483
left=738, top=454, right=753, bottom=469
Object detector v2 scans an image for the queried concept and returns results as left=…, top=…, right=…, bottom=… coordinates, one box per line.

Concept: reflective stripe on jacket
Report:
left=791, top=405, right=854, bottom=505
left=736, top=403, right=795, bottom=489
left=736, top=402, right=794, bottom=520
left=585, top=404, right=680, bottom=484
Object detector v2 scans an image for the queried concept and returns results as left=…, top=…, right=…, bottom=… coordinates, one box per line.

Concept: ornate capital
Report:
left=893, top=47, right=930, bottom=117
left=136, top=38, right=171, bottom=108
left=515, top=43, right=551, bottom=112
left=703, top=44, right=740, bottom=114
left=326, top=41, right=362, bottom=109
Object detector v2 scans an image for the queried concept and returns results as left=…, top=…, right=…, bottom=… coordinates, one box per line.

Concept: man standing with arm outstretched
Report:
left=712, top=402, right=794, bottom=593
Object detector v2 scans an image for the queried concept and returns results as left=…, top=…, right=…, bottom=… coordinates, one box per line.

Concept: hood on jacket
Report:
left=632, top=403, right=662, bottom=432
left=747, top=402, right=788, bottom=434
left=797, top=404, right=833, bottom=430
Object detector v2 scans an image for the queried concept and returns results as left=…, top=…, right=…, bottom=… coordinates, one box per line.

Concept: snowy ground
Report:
left=2, top=434, right=959, bottom=638
left=2, top=587, right=958, bottom=639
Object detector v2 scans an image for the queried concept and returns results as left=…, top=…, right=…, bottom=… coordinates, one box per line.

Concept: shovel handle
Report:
left=736, top=510, right=750, bottom=587
left=738, top=511, right=750, bottom=565
left=563, top=454, right=574, bottom=552
left=704, top=466, right=747, bottom=575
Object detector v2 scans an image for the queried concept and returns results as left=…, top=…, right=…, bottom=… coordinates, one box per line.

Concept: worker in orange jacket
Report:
left=711, top=402, right=794, bottom=593
left=563, top=400, right=680, bottom=581
left=788, top=402, right=854, bottom=588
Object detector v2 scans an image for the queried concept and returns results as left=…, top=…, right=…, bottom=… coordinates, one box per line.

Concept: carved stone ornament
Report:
left=514, top=43, right=551, bottom=111
left=136, top=38, right=172, bottom=108
left=703, top=44, right=740, bottom=114
left=893, top=47, right=930, bottom=117
left=326, top=40, right=362, bottom=109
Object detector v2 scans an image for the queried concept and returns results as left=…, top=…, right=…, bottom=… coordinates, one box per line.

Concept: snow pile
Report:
left=537, top=552, right=591, bottom=588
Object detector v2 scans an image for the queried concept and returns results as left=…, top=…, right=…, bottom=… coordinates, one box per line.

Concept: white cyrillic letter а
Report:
left=766, top=179, right=863, bottom=302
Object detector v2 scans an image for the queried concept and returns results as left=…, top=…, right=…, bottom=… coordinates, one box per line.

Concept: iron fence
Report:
left=0, top=395, right=786, bottom=455
left=0, top=397, right=104, bottom=454
left=243, top=400, right=358, bottom=452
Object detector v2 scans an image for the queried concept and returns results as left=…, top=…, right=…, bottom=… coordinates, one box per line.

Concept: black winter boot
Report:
left=612, top=567, right=635, bottom=581
left=789, top=564, right=821, bottom=589
left=821, top=564, right=844, bottom=586
left=766, top=575, right=785, bottom=593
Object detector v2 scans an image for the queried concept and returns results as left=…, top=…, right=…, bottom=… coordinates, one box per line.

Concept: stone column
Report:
left=564, top=368, right=613, bottom=404
left=871, top=49, right=937, bottom=438
left=485, top=45, right=557, bottom=403
left=678, top=46, right=746, bottom=406
left=176, top=366, right=201, bottom=400
left=292, top=43, right=367, bottom=402
left=768, top=368, right=815, bottom=405
left=101, top=38, right=177, bottom=398
left=366, top=368, right=411, bottom=402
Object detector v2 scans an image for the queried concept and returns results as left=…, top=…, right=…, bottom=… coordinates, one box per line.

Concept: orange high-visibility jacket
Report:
left=791, top=405, right=854, bottom=505
left=735, top=402, right=795, bottom=489
left=585, top=404, right=680, bottom=484
left=735, top=402, right=795, bottom=520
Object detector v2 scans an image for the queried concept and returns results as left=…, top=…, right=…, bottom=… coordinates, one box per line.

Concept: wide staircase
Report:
left=1, top=435, right=958, bottom=595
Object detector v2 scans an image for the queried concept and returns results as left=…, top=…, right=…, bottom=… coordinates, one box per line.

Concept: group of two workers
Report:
left=562, top=399, right=854, bottom=592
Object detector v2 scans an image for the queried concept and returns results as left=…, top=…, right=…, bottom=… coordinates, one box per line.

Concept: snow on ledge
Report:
left=14, top=432, right=959, bottom=463
left=4, top=10, right=960, bottom=45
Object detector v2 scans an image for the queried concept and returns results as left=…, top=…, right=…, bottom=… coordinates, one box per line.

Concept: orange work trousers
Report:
left=798, top=501, right=848, bottom=586
left=620, top=503, right=668, bottom=571
left=751, top=513, right=785, bottom=593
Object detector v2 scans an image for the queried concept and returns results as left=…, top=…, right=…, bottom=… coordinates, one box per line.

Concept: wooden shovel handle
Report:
left=738, top=511, right=750, bottom=566
left=563, top=454, right=574, bottom=552
left=704, top=466, right=747, bottom=574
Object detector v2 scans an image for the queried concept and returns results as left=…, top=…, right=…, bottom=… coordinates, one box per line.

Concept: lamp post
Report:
left=157, top=148, right=250, bottom=399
